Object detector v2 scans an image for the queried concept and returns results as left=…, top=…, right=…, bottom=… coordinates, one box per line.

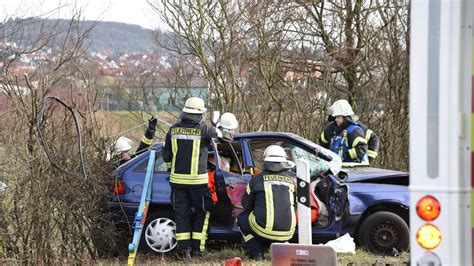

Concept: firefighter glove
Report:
left=148, top=116, right=158, bottom=130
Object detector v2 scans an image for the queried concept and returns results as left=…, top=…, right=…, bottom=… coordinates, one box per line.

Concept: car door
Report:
left=122, top=146, right=172, bottom=204
left=209, top=139, right=248, bottom=229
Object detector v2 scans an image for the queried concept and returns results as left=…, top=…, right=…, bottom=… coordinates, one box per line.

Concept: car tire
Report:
left=140, top=210, right=177, bottom=254
left=357, top=211, right=409, bottom=254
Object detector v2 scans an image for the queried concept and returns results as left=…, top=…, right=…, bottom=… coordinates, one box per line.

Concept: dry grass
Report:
left=96, top=246, right=409, bottom=266
left=102, top=111, right=179, bottom=145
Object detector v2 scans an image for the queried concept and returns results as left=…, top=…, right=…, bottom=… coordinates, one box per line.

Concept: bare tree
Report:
left=148, top=0, right=409, bottom=170
left=0, top=12, right=123, bottom=263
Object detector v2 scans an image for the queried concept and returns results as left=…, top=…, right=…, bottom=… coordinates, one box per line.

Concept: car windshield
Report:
left=287, top=133, right=342, bottom=175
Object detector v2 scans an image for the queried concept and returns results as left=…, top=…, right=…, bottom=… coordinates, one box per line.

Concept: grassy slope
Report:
left=103, top=111, right=178, bottom=145
left=99, top=247, right=409, bottom=265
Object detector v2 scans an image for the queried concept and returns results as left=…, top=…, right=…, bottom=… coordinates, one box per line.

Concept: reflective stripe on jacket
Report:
left=241, top=170, right=296, bottom=241
left=163, top=114, right=219, bottom=186
left=358, top=124, right=380, bottom=160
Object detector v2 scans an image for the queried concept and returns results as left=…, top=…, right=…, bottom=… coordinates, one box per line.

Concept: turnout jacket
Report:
left=320, top=119, right=368, bottom=164
left=241, top=169, right=296, bottom=241
left=163, top=113, right=221, bottom=186
left=357, top=122, right=380, bottom=161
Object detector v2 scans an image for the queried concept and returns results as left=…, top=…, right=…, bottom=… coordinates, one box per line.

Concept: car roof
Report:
left=234, top=132, right=321, bottom=150
left=234, top=132, right=296, bottom=139
left=143, top=133, right=407, bottom=183
left=234, top=132, right=406, bottom=178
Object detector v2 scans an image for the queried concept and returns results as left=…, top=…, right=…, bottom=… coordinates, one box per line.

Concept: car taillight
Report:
left=416, top=195, right=440, bottom=221
left=111, top=178, right=125, bottom=195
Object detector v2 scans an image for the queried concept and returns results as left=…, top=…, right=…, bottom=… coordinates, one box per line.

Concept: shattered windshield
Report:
left=287, top=133, right=342, bottom=175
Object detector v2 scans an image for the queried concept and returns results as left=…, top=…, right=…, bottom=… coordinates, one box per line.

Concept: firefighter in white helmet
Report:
left=162, top=97, right=236, bottom=258
left=237, top=145, right=296, bottom=260
left=320, top=99, right=369, bottom=165
left=325, top=101, right=380, bottom=163
left=217, top=112, right=239, bottom=141
left=114, top=136, right=133, bottom=161
left=113, top=116, right=158, bottom=167
left=207, top=112, right=239, bottom=226
left=219, top=112, right=239, bottom=131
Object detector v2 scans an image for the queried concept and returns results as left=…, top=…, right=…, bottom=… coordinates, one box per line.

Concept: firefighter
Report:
left=237, top=145, right=296, bottom=261
left=218, top=112, right=239, bottom=135
left=162, top=97, right=234, bottom=258
left=207, top=111, right=239, bottom=205
left=113, top=116, right=158, bottom=167
left=207, top=112, right=239, bottom=227
left=325, top=102, right=380, bottom=163
left=320, top=99, right=369, bottom=165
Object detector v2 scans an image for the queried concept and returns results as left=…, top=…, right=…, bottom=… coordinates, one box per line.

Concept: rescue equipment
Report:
left=127, top=150, right=156, bottom=265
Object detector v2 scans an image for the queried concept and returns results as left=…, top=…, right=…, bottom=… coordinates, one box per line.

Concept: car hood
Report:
left=344, top=167, right=408, bottom=185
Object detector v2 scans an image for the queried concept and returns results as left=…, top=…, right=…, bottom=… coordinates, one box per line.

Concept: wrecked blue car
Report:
left=109, top=132, right=409, bottom=254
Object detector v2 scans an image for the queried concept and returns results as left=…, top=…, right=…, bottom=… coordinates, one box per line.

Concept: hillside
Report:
left=3, top=18, right=171, bottom=54
left=84, top=21, right=157, bottom=53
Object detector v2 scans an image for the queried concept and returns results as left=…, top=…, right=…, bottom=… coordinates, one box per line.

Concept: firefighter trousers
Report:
left=171, top=185, right=213, bottom=252
left=237, top=211, right=271, bottom=259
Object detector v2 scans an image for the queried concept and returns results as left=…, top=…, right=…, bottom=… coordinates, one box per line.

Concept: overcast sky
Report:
left=0, top=0, right=164, bottom=30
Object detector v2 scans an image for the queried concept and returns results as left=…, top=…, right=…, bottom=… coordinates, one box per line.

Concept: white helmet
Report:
left=264, top=145, right=288, bottom=163
left=264, top=145, right=295, bottom=169
left=115, top=136, right=132, bottom=153
left=330, top=99, right=354, bottom=117
left=182, top=97, right=207, bottom=114
left=219, top=112, right=239, bottom=130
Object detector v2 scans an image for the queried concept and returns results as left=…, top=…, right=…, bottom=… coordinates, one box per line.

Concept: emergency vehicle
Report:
left=409, top=0, right=473, bottom=264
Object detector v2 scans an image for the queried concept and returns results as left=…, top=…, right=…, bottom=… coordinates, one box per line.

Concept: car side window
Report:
left=249, top=139, right=290, bottom=175
left=133, top=152, right=168, bottom=173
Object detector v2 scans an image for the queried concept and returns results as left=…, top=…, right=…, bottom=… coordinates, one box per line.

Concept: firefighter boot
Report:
left=247, top=238, right=263, bottom=261
left=177, top=247, right=192, bottom=260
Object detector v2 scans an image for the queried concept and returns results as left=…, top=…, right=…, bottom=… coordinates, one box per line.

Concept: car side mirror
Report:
left=337, top=171, right=348, bottom=182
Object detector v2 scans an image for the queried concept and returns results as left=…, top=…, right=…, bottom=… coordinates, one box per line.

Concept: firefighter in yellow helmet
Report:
left=162, top=97, right=234, bottom=258
left=237, top=145, right=296, bottom=261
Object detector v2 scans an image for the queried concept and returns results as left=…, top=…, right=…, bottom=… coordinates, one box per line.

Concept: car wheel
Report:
left=140, top=210, right=177, bottom=254
left=358, top=211, right=409, bottom=254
